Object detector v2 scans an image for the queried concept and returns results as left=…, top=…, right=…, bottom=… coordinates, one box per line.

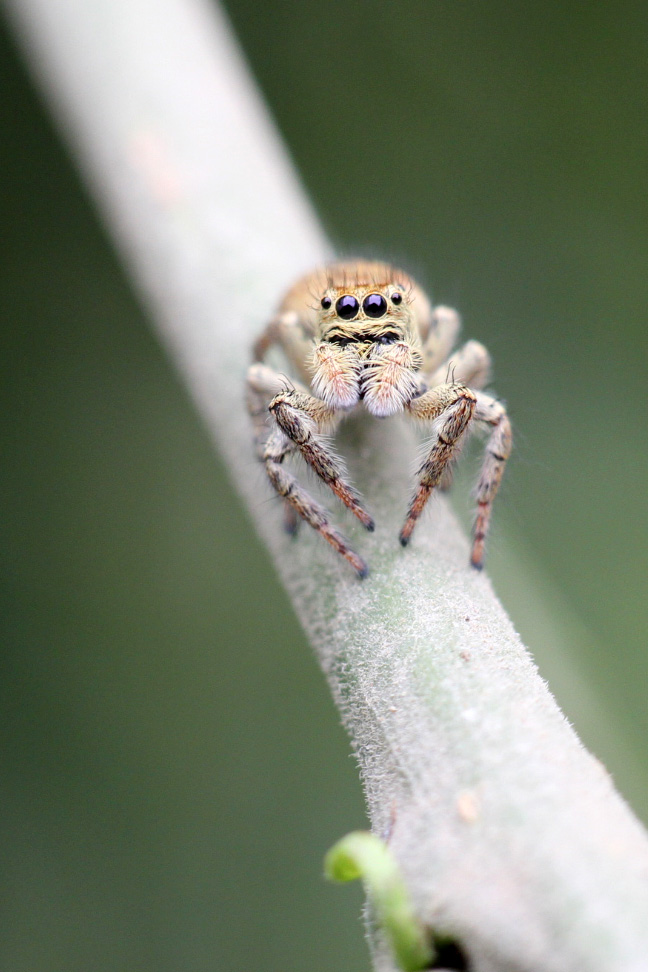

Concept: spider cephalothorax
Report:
left=247, top=260, right=511, bottom=577
left=310, top=266, right=424, bottom=416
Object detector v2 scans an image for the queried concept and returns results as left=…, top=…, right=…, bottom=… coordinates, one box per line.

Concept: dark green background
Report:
left=1, top=3, right=646, bottom=970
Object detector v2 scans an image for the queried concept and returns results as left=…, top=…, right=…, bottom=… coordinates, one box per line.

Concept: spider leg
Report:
left=247, top=363, right=310, bottom=535
left=282, top=501, right=300, bottom=536
left=252, top=311, right=304, bottom=362
left=421, top=305, right=462, bottom=373
left=427, top=341, right=492, bottom=490
left=247, top=363, right=309, bottom=454
left=269, top=390, right=374, bottom=531
left=246, top=363, right=370, bottom=577
left=436, top=437, right=467, bottom=493
left=470, top=391, right=512, bottom=570
left=262, top=426, right=368, bottom=578
left=399, top=382, right=476, bottom=546
left=428, top=339, right=492, bottom=391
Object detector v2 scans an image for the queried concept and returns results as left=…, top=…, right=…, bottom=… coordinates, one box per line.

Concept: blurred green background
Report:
left=0, top=2, right=646, bottom=970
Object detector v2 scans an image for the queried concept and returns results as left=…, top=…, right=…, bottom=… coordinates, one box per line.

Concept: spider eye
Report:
left=363, top=293, right=387, bottom=318
left=321, top=296, right=332, bottom=309
left=390, top=292, right=402, bottom=305
left=336, top=295, right=359, bottom=320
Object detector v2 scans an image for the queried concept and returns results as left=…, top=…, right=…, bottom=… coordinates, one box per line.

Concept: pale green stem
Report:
left=325, top=832, right=434, bottom=972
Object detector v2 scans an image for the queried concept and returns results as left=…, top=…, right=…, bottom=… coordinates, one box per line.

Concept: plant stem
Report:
left=5, top=0, right=648, bottom=969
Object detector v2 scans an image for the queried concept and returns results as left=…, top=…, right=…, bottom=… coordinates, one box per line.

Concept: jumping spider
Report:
left=247, top=260, right=511, bottom=578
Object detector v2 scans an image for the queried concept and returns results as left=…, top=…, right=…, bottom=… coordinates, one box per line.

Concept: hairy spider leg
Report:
left=262, top=427, right=369, bottom=578
left=246, top=362, right=371, bottom=576
left=428, top=339, right=492, bottom=392
left=269, top=390, right=375, bottom=531
left=470, top=392, right=512, bottom=569
left=399, top=382, right=477, bottom=546
left=247, top=362, right=308, bottom=536
left=420, top=305, right=462, bottom=374
left=427, top=339, right=492, bottom=490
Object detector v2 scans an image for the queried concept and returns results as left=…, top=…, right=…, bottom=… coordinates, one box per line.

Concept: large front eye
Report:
left=363, top=293, right=387, bottom=318
left=336, top=295, right=359, bottom=320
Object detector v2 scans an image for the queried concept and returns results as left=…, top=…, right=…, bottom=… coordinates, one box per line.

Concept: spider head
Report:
left=309, top=263, right=422, bottom=415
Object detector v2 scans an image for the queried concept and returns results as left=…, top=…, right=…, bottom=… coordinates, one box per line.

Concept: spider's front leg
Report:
left=262, top=426, right=369, bottom=578
left=269, top=389, right=374, bottom=531
left=247, top=363, right=372, bottom=577
left=399, top=382, right=476, bottom=547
